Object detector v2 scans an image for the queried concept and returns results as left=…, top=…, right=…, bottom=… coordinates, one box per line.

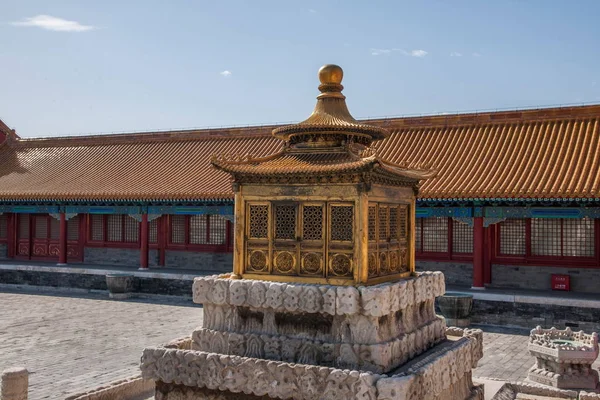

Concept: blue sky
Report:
left=1, top=1, right=599, bottom=137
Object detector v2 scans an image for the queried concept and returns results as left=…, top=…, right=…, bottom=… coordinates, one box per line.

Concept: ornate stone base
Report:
left=141, top=328, right=484, bottom=400
left=528, top=365, right=600, bottom=390
left=155, top=382, right=270, bottom=400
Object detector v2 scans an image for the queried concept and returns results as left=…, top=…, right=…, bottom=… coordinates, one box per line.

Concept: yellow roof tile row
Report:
left=0, top=105, right=598, bottom=201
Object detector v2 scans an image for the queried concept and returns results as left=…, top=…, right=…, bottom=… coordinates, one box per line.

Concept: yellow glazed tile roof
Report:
left=375, top=105, right=600, bottom=200
left=0, top=104, right=598, bottom=201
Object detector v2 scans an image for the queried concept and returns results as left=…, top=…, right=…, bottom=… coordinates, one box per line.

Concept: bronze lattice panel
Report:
left=248, top=250, right=268, bottom=273
left=399, top=205, right=408, bottom=240
left=389, top=206, right=398, bottom=241
left=378, top=205, right=388, bottom=241
left=300, top=252, right=323, bottom=275
left=330, top=205, right=353, bottom=242
left=273, top=251, right=296, bottom=274
left=368, top=206, right=377, bottom=241
left=368, top=252, right=378, bottom=277
left=275, top=205, right=296, bottom=240
left=329, top=253, right=352, bottom=277
left=302, top=205, right=323, bottom=241
left=249, top=205, right=269, bottom=239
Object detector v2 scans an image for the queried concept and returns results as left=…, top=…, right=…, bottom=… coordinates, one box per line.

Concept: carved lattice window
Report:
left=18, top=215, right=29, bottom=239
left=389, top=206, right=398, bottom=241
left=398, top=205, right=408, bottom=241
left=378, top=205, right=388, bottom=241
left=499, top=219, right=526, bottom=256
left=123, top=216, right=139, bottom=243
left=0, top=214, right=7, bottom=239
left=170, top=215, right=185, bottom=244
left=90, top=215, right=103, bottom=241
left=249, top=205, right=269, bottom=239
left=302, top=205, right=323, bottom=241
left=452, top=219, right=473, bottom=254
left=330, top=205, right=353, bottom=241
left=275, top=205, right=297, bottom=240
left=35, top=217, right=48, bottom=239
left=422, top=217, right=448, bottom=253
left=67, top=216, right=80, bottom=241
left=50, top=217, right=59, bottom=240
left=149, top=218, right=158, bottom=244
left=209, top=215, right=228, bottom=245
left=190, top=215, right=208, bottom=244
left=368, top=206, right=377, bottom=241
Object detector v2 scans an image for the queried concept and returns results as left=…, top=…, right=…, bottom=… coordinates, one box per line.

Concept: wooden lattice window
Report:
left=249, top=205, right=269, bottom=239
left=302, top=205, right=323, bottom=241
left=67, top=216, right=80, bottom=241
left=422, top=217, right=448, bottom=253
left=275, top=204, right=297, bottom=240
left=531, top=219, right=561, bottom=257
left=209, top=215, right=227, bottom=245
left=18, top=215, right=29, bottom=239
left=0, top=214, right=7, bottom=239
left=149, top=218, right=158, bottom=244
left=170, top=215, right=185, bottom=244
left=107, top=215, right=123, bottom=242
left=398, top=205, right=408, bottom=241
left=499, top=219, right=526, bottom=256
left=452, top=220, right=473, bottom=254
left=94, top=215, right=140, bottom=243
left=90, top=215, right=104, bottom=241
left=378, top=205, right=388, bottom=241
left=124, top=217, right=139, bottom=243
left=190, top=215, right=208, bottom=244
left=169, top=215, right=230, bottom=249
left=389, top=206, right=399, bottom=241
left=330, top=205, right=353, bottom=242
left=35, top=217, right=48, bottom=240
left=368, top=206, right=377, bottom=241
left=562, top=218, right=595, bottom=257
left=415, top=218, right=422, bottom=251
left=50, top=217, right=60, bottom=240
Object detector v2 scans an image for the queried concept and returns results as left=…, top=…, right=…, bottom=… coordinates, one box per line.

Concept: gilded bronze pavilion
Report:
left=213, top=64, right=435, bottom=285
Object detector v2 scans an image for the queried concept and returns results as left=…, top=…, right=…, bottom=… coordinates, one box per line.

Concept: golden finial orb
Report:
left=318, top=64, right=343, bottom=85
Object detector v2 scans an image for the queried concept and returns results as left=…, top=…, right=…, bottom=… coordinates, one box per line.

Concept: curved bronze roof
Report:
left=272, top=65, right=389, bottom=145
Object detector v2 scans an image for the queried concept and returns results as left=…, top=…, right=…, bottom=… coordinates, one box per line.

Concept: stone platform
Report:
left=140, top=272, right=485, bottom=399
left=141, top=327, right=484, bottom=400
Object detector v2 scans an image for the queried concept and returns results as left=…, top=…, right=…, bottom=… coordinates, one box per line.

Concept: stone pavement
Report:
left=1, top=288, right=599, bottom=399
left=0, top=288, right=201, bottom=400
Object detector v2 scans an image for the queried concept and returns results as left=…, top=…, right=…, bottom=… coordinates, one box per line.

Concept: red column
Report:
left=472, top=216, right=484, bottom=289
left=483, top=226, right=492, bottom=285
left=6, top=213, right=15, bottom=258
left=58, top=212, right=67, bottom=264
left=140, top=214, right=149, bottom=269
left=158, top=216, right=166, bottom=267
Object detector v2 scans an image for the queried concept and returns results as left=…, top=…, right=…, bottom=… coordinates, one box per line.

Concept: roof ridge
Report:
left=369, top=104, right=600, bottom=130
left=13, top=126, right=275, bottom=148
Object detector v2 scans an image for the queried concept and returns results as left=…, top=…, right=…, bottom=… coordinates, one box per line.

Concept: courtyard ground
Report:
left=0, top=287, right=598, bottom=400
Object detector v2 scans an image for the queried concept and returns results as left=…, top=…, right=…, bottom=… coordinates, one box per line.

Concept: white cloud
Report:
left=371, top=48, right=392, bottom=56
left=472, top=52, right=482, bottom=57
left=371, top=48, right=428, bottom=57
left=450, top=52, right=462, bottom=57
left=220, top=70, right=232, bottom=77
left=11, top=15, right=94, bottom=32
left=410, top=49, right=428, bottom=57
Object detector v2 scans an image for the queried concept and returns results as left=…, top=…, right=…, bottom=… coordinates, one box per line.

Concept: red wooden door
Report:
left=15, top=214, right=83, bottom=262
left=16, top=214, right=31, bottom=259
left=31, top=214, right=59, bottom=260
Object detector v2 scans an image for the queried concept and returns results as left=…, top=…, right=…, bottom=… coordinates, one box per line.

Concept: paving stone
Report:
left=1, top=289, right=598, bottom=399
